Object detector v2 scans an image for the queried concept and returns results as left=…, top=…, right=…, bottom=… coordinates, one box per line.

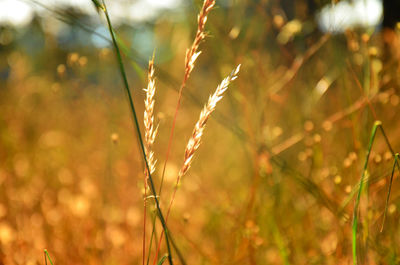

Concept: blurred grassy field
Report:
left=1, top=1, right=400, bottom=264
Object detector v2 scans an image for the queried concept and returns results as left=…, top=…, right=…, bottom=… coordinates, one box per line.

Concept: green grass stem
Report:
left=352, top=121, right=380, bottom=265
left=94, top=1, right=174, bottom=264
left=44, top=249, right=54, bottom=265
left=381, top=153, right=400, bottom=232
left=352, top=121, right=399, bottom=264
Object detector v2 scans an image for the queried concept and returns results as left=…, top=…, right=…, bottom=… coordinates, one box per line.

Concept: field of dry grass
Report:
left=1, top=0, right=400, bottom=264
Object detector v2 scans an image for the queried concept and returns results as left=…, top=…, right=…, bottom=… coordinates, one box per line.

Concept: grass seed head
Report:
left=143, top=56, right=158, bottom=174
left=179, top=64, right=240, bottom=179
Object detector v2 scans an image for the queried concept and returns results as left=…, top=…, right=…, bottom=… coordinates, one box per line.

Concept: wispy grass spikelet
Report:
left=184, top=0, right=216, bottom=80
left=179, top=64, right=241, bottom=178
left=159, top=0, right=217, bottom=196
left=143, top=56, right=158, bottom=265
left=144, top=56, right=158, bottom=174
left=153, top=65, right=240, bottom=265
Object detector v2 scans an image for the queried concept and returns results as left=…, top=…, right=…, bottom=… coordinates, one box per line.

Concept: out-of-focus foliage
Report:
left=1, top=0, right=400, bottom=264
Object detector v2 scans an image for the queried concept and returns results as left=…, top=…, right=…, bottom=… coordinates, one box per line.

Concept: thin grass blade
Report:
left=352, top=120, right=381, bottom=265
left=44, top=249, right=54, bottom=265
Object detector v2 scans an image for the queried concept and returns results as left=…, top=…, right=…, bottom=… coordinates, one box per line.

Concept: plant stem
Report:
left=98, top=1, right=173, bottom=264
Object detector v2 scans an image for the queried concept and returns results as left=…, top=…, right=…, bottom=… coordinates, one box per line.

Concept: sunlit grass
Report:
left=0, top=1, right=400, bottom=265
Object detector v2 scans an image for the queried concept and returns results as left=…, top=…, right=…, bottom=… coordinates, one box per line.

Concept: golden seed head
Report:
left=322, top=121, right=333, bottom=132
left=343, top=158, right=352, bottom=168
left=334, top=175, right=342, bottom=184
left=368, top=47, right=378, bottom=56
left=229, top=26, right=240, bottom=39
left=57, top=64, right=66, bottom=76
left=384, top=151, right=392, bottom=161
left=313, top=134, right=321, bottom=144
left=179, top=64, right=240, bottom=179
left=390, top=94, right=399, bottom=106
left=348, top=152, right=357, bottom=161
left=361, top=33, right=370, bottom=43
left=67, top=52, right=79, bottom=66
left=348, top=40, right=359, bottom=52
left=374, top=154, right=382, bottom=164
left=111, top=133, right=119, bottom=144
left=378, top=92, right=390, bottom=104
left=272, top=126, right=283, bottom=138
left=304, top=120, right=314, bottom=132
left=79, top=56, right=88, bottom=67
left=297, top=151, right=307, bottom=162
left=389, top=204, right=397, bottom=215
left=273, top=15, right=285, bottom=29
left=143, top=57, right=158, bottom=175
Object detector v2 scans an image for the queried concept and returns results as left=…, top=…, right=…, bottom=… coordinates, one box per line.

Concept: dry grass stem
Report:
left=159, top=0, right=216, bottom=197
left=153, top=65, right=240, bottom=265
left=152, top=2, right=217, bottom=262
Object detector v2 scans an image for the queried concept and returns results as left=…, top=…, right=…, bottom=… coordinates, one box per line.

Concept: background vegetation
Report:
left=0, top=0, right=400, bottom=264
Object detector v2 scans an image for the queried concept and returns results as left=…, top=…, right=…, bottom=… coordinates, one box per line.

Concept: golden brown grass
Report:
left=2, top=1, right=400, bottom=265
left=143, top=56, right=158, bottom=176
left=143, top=56, right=158, bottom=265
left=151, top=64, right=241, bottom=265
left=151, top=1, right=219, bottom=262
left=183, top=0, right=216, bottom=82
left=178, top=64, right=241, bottom=180
left=159, top=0, right=216, bottom=196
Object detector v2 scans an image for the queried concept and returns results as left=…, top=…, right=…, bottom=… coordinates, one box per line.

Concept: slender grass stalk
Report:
left=352, top=121, right=380, bottom=265
left=142, top=56, right=190, bottom=265
left=268, top=216, right=290, bottom=265
left=147, top=209, right=161, bottom=265
left=352, top=121, right=400, bottom=264
left=151, top=1, right=216, bottom=262
left=380, top=153, right=400, bottom=232
left=153, top=65, right=240, bottom=265
left=44, top=249, right=54, bottom=265
left=159, top=0, right=216, bottom=196
left=146, top=213, right=187, bottom=265
left=92, top=1, right=174, bottom=264
left=157, top=254, right=169, bottom=265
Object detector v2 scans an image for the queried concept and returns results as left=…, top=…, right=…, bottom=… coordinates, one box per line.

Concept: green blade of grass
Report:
left=352, top=120, right=381, bottom=265
left=157, top=254, right=169, bottom=265
left=339, top=124, right=400, bottom=212
left=147, top=213, right=157, bottom=265
left=335, top=120, right=400, bottom=264
left=113, top=33, right=145, bottom=82
left=96, top=1, right=174, bottom=264
left=44, top=249, right=54, bottom=265
left=268, top=216, right=290, bottom=265
left=381, top=153, right=400, bottom=232
left=91, top=0, right=104, bottom=11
